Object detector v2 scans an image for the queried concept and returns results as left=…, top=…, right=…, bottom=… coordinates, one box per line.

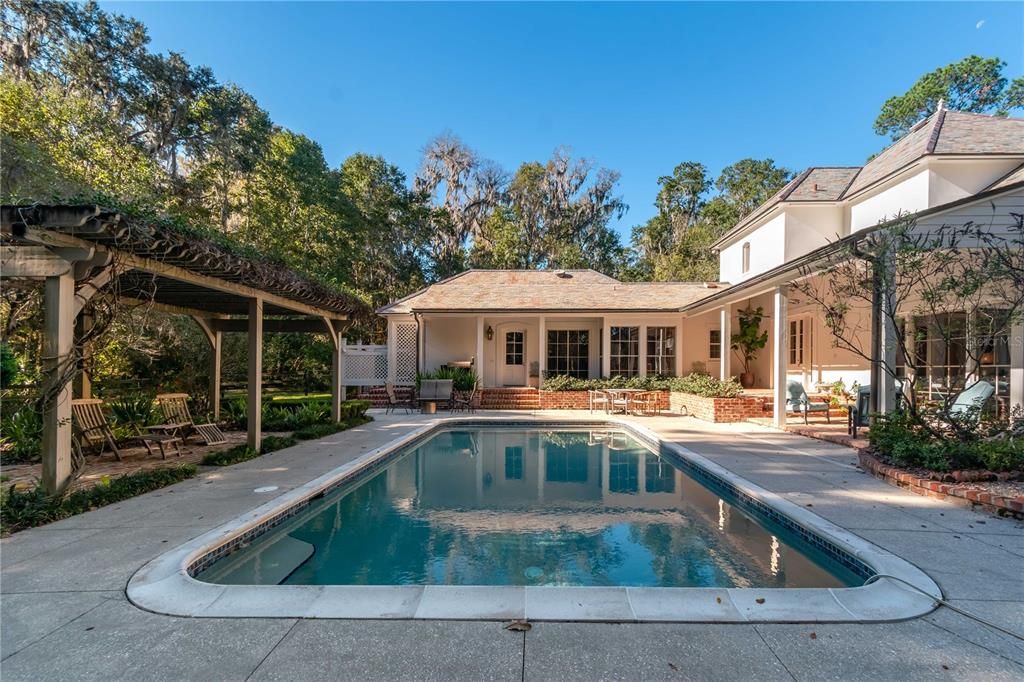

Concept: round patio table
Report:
left=603, top=388, right=645, bottom=413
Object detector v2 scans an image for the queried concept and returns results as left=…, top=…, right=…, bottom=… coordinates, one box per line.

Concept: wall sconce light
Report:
left=485, top=325, right=494, bottom=341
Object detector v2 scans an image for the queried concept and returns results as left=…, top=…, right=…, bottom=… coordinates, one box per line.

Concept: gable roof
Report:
left=377, top=269, right=721, bottom=314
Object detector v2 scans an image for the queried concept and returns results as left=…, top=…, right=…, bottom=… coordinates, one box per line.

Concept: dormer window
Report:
left=741, top=242, right=751, bottom=273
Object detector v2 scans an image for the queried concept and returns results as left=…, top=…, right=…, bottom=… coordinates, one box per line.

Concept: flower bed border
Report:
left=858, top=451, right=1024, bottom=520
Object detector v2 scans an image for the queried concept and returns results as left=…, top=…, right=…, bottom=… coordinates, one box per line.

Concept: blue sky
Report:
left=104, top=2, right=1023, bottom=238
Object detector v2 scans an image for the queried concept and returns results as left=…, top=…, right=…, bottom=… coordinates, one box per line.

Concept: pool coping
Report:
left=126, top=415, right=942, bottom=623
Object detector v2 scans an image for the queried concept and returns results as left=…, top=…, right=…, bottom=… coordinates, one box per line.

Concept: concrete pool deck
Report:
left=2, top=410, right=1023, bottom=680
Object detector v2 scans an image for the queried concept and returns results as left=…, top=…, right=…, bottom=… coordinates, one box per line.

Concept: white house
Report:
left=378, top=105, right=1024, bottom=424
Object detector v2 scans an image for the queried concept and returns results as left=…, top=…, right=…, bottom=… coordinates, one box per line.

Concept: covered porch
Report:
left=393, top=313, right=686, bottom=388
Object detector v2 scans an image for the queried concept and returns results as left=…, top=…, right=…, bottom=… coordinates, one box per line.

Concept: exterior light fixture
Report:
left=486, top=325, right=494, bottom=341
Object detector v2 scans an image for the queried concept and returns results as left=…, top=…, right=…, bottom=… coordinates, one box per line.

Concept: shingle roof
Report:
left=843, top=108, right=1024, bottom=197
left=985, top=162, right=1024, bottom=192
left=715, top=106, right=1024, bottom=249
left=710, top=167, right=859, bottom=248
left=377, top=269, right=722, bottom=314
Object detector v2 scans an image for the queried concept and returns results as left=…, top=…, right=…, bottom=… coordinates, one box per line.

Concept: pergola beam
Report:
left=208, top=318, right=346, bottom=334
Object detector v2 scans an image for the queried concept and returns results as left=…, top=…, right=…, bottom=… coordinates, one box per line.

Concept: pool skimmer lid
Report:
left=254, top=486, right=279, bottom=493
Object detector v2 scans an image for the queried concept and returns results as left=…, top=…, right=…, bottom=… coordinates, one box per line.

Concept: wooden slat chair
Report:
left=72, top=399, right=183, bottom=460
left=154, top=393, right=227, bottom=445
left=589, top=390, right=610, bottom=414
left=71, top=399, right=122, bottom=460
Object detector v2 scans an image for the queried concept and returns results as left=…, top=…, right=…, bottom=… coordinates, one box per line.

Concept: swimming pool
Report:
left=197, top=428, right=858, bottom=589
left=128, top=416, right=941, bottom=622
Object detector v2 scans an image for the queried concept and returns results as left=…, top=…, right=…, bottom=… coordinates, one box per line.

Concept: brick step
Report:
left=480, top=388, right=540, bottom=410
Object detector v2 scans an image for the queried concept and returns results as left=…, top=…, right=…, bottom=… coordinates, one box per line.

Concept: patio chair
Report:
left=636, top=391, right=662, bottom=416
left=589, top=389, right=610, bottom=413
left=609, top=391, right=630, bottom=414
left=785, top=381, right=831, bottom=424
left=72, top=399, right=183, bottom=460
left=848, top=385, right=871, bottom=437
left=153, top=393, right=227, bottom=445
left=385, top=383, right=416, bottom=414
left=452, top=381, right=479, bottom=414
left=947, top=380, right=995, bottom=423
left=434, top=379, right=454, bottom=410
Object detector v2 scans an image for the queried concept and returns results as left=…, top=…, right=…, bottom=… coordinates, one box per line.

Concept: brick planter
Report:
left=858, top=451, right=1024, bottom=520
left=669, top=393, right=766, bottom=423
left=538, top=390, right=670, bottom=411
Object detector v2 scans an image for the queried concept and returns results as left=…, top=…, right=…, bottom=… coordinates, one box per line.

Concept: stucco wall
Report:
left=850, top=168, right=930, bottom=233
left=719, top=212, right=786, bottom=284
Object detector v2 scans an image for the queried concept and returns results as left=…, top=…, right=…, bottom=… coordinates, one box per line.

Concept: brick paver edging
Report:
left=857, top=450, right=1024, bottom=520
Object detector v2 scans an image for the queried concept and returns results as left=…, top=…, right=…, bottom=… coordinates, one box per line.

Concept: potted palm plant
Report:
left=730, top=306, right=768, bottom=389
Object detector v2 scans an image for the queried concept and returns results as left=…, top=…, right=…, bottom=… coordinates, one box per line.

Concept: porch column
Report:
left=772, top=286, right=788, bottom=428
left=638, top=324, right=648, bottom=377
left=41, top=270, right=75, bottom=494
left=210, top=329, right=222, bottom=421
left=1011, top=321, right=1024, bottom=419
left=330, top=331, right=344, bottom=422
left=476, top=317, right=485, bottom=386
left=674, top=319, right=684, bottom=377
left=870, top=255, right=898, bottom=415
left=719, top=305, right=732, bottom=382
left=601, top=317, right=611, bottom=377
left=247, top=298, right=263, bottom=451
left=538, top=316, right=546, bottom=380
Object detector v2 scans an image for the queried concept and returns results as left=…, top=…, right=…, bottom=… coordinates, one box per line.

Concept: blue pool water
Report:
left=198, top=429, right=859, bottom=588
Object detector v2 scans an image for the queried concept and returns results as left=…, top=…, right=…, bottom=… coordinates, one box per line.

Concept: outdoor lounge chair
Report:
left=785, top=381, right=831, bottom=424
left=385, top=382, right=415, bottom=414
left=451, top=381, right=479, bottom=414
left=72, top=398, right=183, bottom=460
left=418, top=380, right=454, bottom=411
left=153, top=393, right=227, bottom=445
left=947, top=380, right=995, bottom=423
left=848, top=384, right=871, bottom=437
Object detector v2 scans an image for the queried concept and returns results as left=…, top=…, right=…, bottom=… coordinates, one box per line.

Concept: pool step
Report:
left=479, top=387, right=540, bottom=410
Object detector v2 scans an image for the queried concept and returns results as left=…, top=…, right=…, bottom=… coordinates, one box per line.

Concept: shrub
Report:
left=0, top=464, right=196, bottom=533
left=341, top=399, right=370, bottom=421
left=869, top=412, right=1024, bottom=472
left=418, top=367, right=478, bottom=391
left=108, top=393, right=158, bottom=431
left=669, top=373, right=743, bottom=398
left=0, top=407, right=43, bottom=462
left=0, top=342, right=19, bottom=388
left=261, top=435, right=298, bottom=453
left=293, top=422, right=347, bottom=440
left=222, top=397, right=247, bottom=429
left=539, top=373, right=741, bottom=397
left=201, top=445, right=259, bottom=466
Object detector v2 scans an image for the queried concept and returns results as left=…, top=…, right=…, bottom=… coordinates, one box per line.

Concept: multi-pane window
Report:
left=504, top=446, right=523, bottom=480
left=505, top=331, right=523, bottom=365
left=788, top=319, right=807, bottom=366
left=645, top=456, right=675, bottom=494
left=547, top=330, right=589, bottom=378
left=709, top=329, right=722, bottom=360
left=610, top=326, right=640, bottom=377
left=545, top=443, right=589, bottom=483
left=646, top=327, right=676, bottom=376
left=608, top=452, right=639, bottom=494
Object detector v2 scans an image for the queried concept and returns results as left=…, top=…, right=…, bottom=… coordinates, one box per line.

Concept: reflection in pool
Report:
left=198, top=429, right=858, bottom=588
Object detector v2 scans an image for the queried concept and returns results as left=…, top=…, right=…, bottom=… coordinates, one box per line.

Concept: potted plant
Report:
left=730, top=306, right=768, bottom=389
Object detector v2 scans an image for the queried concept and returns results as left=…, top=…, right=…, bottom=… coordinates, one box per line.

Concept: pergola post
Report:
left=210, top=329, right=222, bottom=421
left=870, top=254, right=898, bottom=416
left=719, top=305, right=732, bottom=382
left=772, top=286, right=788, bottom=428
left=74, top=312, right=94, bottom=399
left=247, top=298, right=263, bottom=451
left=330, top=330, right=344, bottom=423
left=41, top=270, right=75, bottom=494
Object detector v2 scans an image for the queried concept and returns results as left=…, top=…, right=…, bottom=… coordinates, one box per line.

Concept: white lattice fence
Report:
left=342, top=343, right=388, bottom=386
left=393, top=323, right=417, bottom=385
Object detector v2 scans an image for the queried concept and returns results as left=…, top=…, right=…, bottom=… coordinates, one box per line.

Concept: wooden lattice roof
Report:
left=1, top=204, right=368, bottom=319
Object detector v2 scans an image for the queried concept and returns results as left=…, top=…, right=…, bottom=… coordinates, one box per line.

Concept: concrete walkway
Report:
left=2, top=411, right=1023, bottom=681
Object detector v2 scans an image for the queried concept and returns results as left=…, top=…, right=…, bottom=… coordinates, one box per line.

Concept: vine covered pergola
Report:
left=1, top=204, right=368, bottom=493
